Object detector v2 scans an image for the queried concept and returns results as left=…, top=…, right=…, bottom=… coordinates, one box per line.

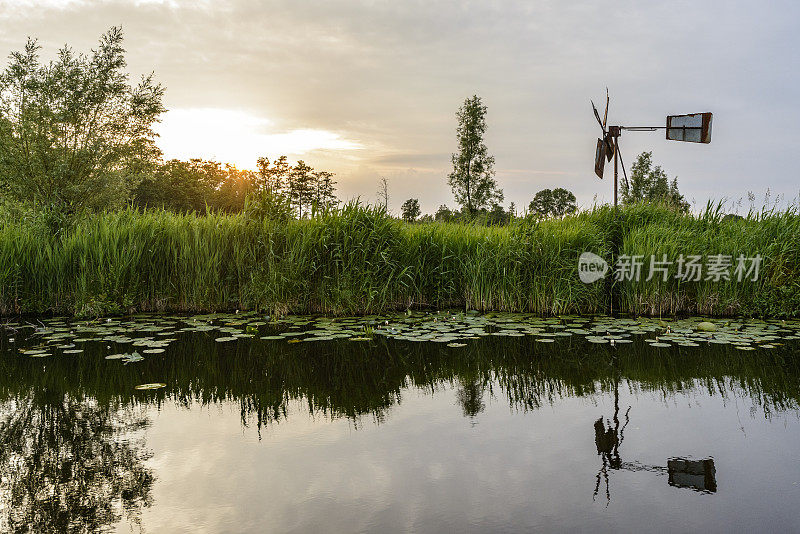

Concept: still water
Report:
left=1, top=313, right=799, bottom=533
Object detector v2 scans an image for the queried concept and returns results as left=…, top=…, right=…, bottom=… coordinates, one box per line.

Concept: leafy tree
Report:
left=435, top=204, right=454, bottom=222
left=401, top=198, right=421, bottom=222
left=288, top=160, right=314, bottom=218
left=529, top=188, right=577, bottom=219
left=312, top=170, right=338, bottom=212
left=621, top=151, right=689, bottom=212
left=134, top=158, right=217, bottom=213
left=447, top=95, right=503, bottom=214
left=256, top=155, right=290, bottom=194
left=213, top=164, right=258, bottom=212
left=0, top=27, right=165, bottom=212
left=486, top=202, right=510, bottom=226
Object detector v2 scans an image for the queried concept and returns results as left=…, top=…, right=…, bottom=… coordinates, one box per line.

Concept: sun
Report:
left=155, top=108, right=361, bottom=169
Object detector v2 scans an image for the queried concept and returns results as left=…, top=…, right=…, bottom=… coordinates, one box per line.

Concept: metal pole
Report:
left=613, top=139, right=618, bottom=209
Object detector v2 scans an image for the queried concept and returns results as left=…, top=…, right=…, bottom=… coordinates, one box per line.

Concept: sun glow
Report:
left=154, top=108, right=361, bottom=169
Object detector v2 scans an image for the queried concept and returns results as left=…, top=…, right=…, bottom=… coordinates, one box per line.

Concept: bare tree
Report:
left=377, top=176, right=389, bottom=211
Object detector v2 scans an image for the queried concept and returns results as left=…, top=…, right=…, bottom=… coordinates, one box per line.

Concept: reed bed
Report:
left=0, top=202, right=797, bottom=317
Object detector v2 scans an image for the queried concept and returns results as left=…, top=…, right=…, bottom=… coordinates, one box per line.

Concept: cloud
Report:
left=1, top=0, right=799, bottom=209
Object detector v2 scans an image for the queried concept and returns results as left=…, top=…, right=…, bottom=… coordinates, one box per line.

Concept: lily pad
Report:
left=134, top=383, right=166, bottom=390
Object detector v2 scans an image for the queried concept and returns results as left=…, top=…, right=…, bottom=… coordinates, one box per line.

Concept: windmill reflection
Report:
left=592, top=354, right=716, bottom=503
left=592, top=353, right=631, bottom=502
left=668, top=457, right=717, bottom=492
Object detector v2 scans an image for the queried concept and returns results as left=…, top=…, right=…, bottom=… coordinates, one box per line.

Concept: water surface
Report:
left=1, top=313, right=799, bottom=533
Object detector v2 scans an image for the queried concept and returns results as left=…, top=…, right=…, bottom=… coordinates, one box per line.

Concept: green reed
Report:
left=0, top=201, right=797, bottom=317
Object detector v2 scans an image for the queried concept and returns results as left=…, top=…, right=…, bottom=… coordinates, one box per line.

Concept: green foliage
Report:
left=242, top=188, right=293, bottom=223
left=621, top=151, right=689, bottom=212
left=529, top=188, right=577, bottom=219
left=486, top=202, right=510, bottom=226
left=401, top=198, right=421, bottom=222
left=0, top=27, right=165, bottom=212
left=133, top=158, right=220, bottom=213
left=0, top=202, right=797, bottom=317
left=133, top=156, right=338, bottom=216
left=447, top=95, right=503, bottom=214
left=435, top=204, right=454, bottom=222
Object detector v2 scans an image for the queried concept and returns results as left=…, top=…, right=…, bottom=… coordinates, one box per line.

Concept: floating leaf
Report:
left=123, top=352, right=144, bottom=364
left=696, top=322, right=717, bottom=332
left=135, top=383, right=166, bottom=390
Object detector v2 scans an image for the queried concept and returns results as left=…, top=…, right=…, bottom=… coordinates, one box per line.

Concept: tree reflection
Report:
left=0, top=390, right=153, bottom=533
left=456, top=378, right=486, bottom=422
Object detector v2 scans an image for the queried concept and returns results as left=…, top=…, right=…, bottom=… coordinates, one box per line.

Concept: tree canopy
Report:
left=401, top=198, right=421, bottom=222
left=621, top=151, right=690, bottom=212
left=529, top=188, right=577, bottom=219
left=0, top=27, right=165, bottom=211
left=447, top=95, right=503, bottom=214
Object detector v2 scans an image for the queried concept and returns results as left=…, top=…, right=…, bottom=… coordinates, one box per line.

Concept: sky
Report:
left=1, top=0, right=799, bottom=214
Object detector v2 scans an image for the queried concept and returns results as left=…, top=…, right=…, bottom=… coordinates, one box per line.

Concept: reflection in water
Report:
left=0, top=391, right=153, bottom=533
left=591, top=357, right=719, bottom=502
left=456, top=378, right=486, bottom=422
left=593, top=355, right=631, bottom=503
left=0, top=322, right=798, bottom=530
left=668, top=458, right=717, bottom=493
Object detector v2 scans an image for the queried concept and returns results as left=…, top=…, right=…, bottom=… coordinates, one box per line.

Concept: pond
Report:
left=1, top=312, right=799, bottom=533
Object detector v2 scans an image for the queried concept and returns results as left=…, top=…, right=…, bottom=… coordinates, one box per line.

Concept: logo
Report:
left=578, top=252, right=609, bottom=283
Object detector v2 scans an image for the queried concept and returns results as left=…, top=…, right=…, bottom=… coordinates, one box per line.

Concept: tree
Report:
left=376, top=176, right=389, bottom=211
left=447, top=95, right=503, bottom=215
left=435, top=204, right=453, bottom=222
left=288, top=160, right=314, bottom=217
left=256, top=155, right=290, bottom=194
left=0, top=27, right=165, bottom=212
left=311, top=170, right=338, bottom=212
left=486, top=202, right=510, bottom=225
left=621, top=151, right=689, bottom=212
left=528, top=188, right=577, bottom=219
left=401, top=198, right=421, bottom=222
left=134, top=158, right=217, bottom=213
left=213, top=163, right=258, bottom=212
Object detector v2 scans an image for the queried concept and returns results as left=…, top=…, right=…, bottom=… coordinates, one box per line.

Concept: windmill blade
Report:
left=603, top=88, right=609, bottom=128
left=604, top=133, right=614, bottom=161
left=591, top=100, right=606, bottom=132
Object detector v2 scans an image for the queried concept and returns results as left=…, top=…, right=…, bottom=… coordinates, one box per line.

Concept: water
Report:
left=1, top=314, right=799, bottom=533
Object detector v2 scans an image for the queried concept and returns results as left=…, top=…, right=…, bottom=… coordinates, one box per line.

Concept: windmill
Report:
left=591, top=89, right=713, bottom=208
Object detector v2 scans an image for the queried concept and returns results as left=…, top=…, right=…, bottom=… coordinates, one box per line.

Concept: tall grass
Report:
left=0, top=201, right=798, bottom=317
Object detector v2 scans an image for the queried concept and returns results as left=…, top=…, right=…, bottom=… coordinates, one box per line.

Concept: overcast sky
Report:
left=2, top=0, right=798, bottom=214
